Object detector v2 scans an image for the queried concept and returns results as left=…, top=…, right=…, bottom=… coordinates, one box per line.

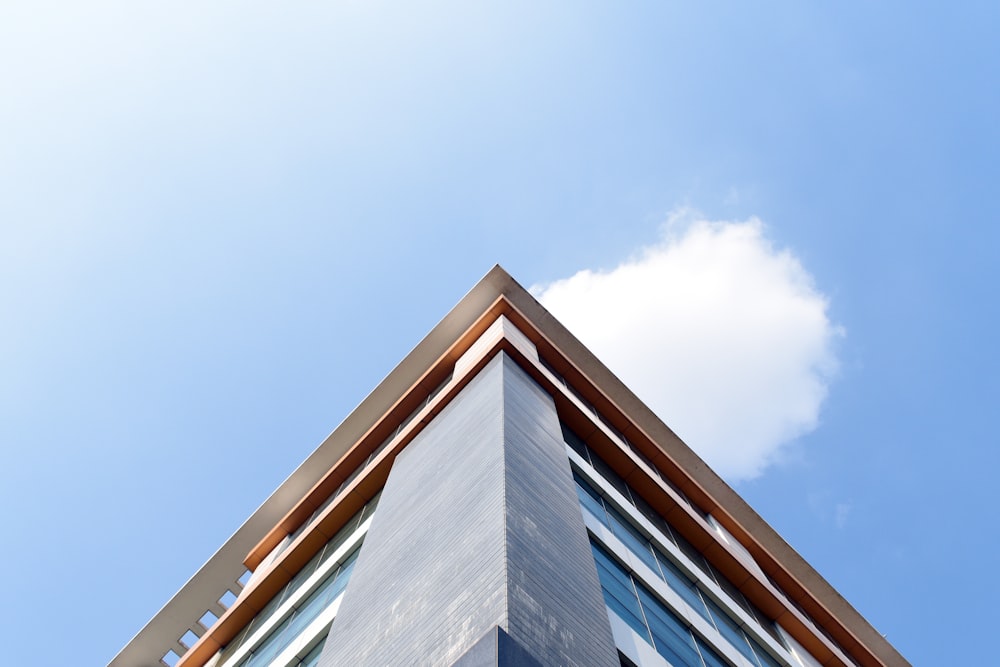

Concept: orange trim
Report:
left=526, top=364, right=860, bottom=665
left=178, top=307, right=518, bottom=667
left=178, top=299, right=883, bottom=667
left=243, top=297, right=511, bottom=570
left=515, top=298, right=879, bottom=664
left=495, top=301, right=884, bottom=665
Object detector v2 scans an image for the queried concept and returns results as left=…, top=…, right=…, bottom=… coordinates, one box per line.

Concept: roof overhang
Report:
left=110, top=265, right=908, bottom=667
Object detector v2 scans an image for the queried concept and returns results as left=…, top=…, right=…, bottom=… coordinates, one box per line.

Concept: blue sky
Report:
left=1, top=2, right=996, bottom=664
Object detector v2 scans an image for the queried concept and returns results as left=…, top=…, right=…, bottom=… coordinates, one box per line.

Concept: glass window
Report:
left=654, top=549, right=712, bottom=623
left=591, top=540, right=749, bottom=667
left=607, top=508, right=659, bottom=574
left=238, top=547, right=360, bottom=667
left=562, top=423, right=591, bottom=462
left=568, top=447, right=789, bottom=665
left=707, top=600, right=757, bottom=665
left=637, top=586, right=702, bottom=666
left=574, top=472, right=609, bottom=526
left=298, top=638, right=326, bottom=667
left=575, top=467, right=793, bottom=667
left=696, top=637, right=732, bottom=667
left=592, top=543, right=650, bottom=640
left=618, top=650, right=640, bottom=667
left=220, top=499, right=375, bottom=667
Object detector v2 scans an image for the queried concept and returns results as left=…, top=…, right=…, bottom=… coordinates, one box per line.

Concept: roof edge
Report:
left=110, top=265, right=908, bottom=667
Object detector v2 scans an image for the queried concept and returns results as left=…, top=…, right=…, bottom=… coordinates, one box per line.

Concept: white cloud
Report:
left=534, top=210, right=842, bottom=480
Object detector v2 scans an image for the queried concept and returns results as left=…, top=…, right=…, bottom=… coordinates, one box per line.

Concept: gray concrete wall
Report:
left=451, top=626, right=544, bottom=667
left=318, top=352, right=617, bottom=667
left=500, top=353, right=618, bottom=666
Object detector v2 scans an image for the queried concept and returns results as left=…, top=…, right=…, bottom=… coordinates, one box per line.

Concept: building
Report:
left=109, top=266, right=909, bottom=667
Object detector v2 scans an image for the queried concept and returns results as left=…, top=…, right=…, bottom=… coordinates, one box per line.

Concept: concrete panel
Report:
left=500, top=354, right=619, bottom=666
left=318, top=354, right=508, bottom=667
left=451, top=626, right=545, bottom=667
left=319, top=352, right=617, bottom=667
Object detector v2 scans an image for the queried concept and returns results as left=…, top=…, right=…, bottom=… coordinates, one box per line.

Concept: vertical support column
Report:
left=318, top=353, right=508, bottom=667
left=499, top=353, right=618, bottom=666
left=318, top=352, right=617, bottom=667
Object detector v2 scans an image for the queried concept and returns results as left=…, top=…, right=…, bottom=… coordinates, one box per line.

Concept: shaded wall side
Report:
left=318, top=354, right=509, bottom=667
left=451, top=626, right=544, bottom=667
left=500, top=354, right=619, bottom=667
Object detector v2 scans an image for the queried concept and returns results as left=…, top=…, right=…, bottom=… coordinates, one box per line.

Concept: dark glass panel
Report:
left=242, top=611, right=295, bottom=667
left=654, top=548, right=713, bottom=623
left=607, top=508, right=659, bottom=573
left=637, top=586, right=702, bottom=667
left=299, top=637, right=327, bottom=667
left=696, top=637, right=733, bottom=667
left=618, top=650, right=640, bottom=667
left=573, top=473, right=610, bottom=526
left=561, top=422, right=591, bottom=463
left=591, top=454, right=633, bottom=502
left=706, top=599, right=757, bottom=665
left=592, top=543, right=648, bottom=638
left=750, top=639, right=784, bottom=667
left=631, top=491, right=676, bottom=543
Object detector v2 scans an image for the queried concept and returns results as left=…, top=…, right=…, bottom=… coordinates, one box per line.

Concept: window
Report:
left=238, top=549, right=358, bottom=667
left=218, top=495, right=378, bottom=667
left=574, top=470, right=784, bottom=667
left=592, top=542, right=731, bottom=667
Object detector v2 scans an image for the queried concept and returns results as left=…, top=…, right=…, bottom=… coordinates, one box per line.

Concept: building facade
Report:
left=109, top=267, right=909, bottom=667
